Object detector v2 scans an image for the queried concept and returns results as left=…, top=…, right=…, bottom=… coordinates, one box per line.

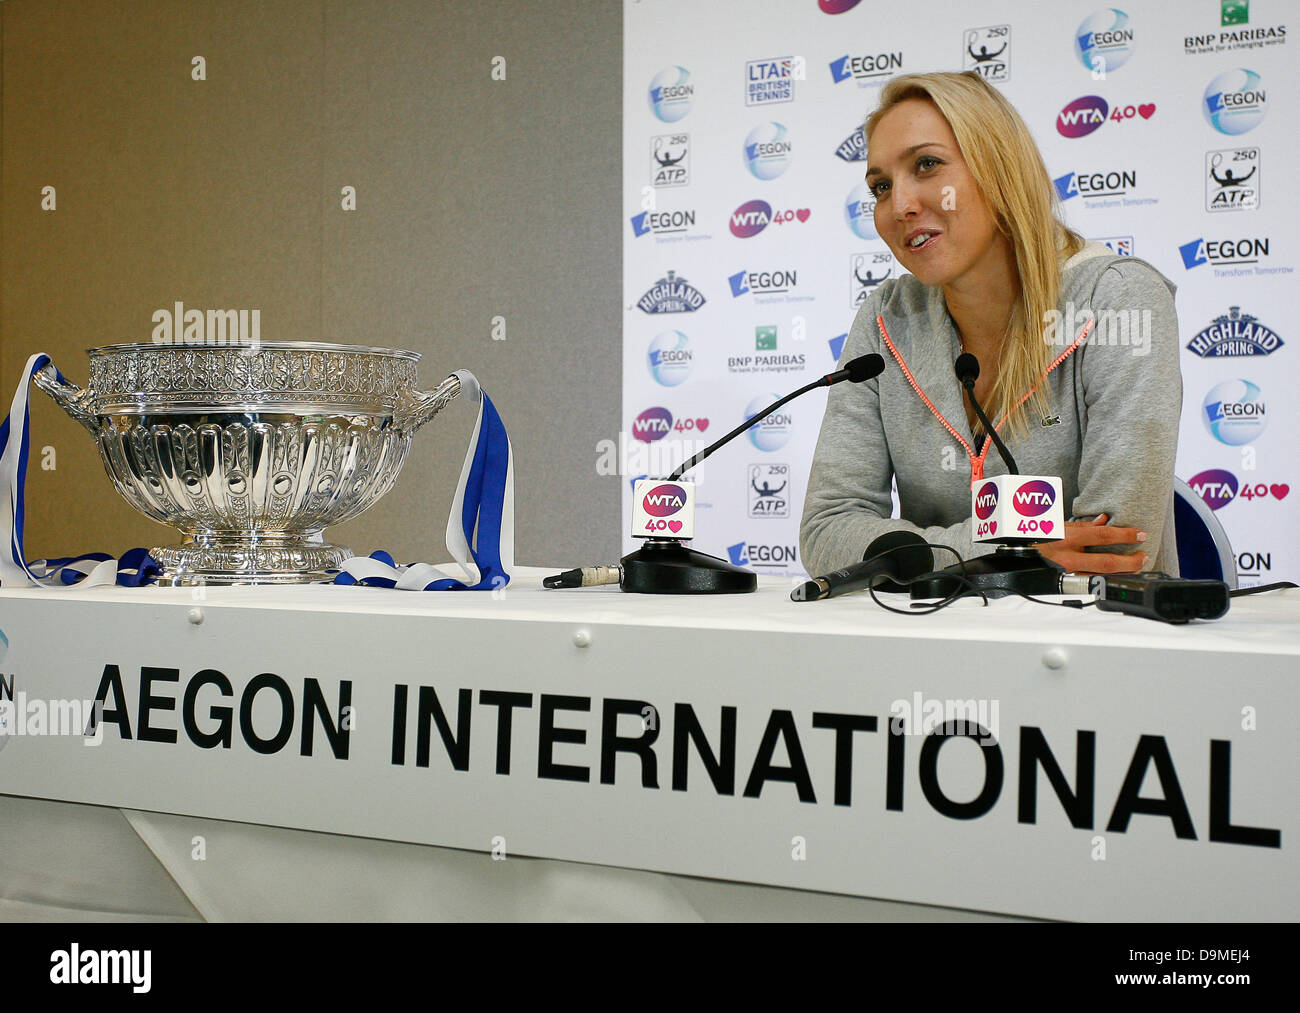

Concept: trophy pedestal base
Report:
left=152, top=531, right=351, bottom=586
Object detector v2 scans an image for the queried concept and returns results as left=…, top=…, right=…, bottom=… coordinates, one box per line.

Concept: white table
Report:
left=0, top=568, right=1295, bottom=921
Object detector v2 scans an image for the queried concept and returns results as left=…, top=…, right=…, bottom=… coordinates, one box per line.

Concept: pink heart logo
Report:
left=988, top=521, right=997, bottom=535
left=668, top=520, right=683, bottom=533
left=1038, top=520, right=1054, bottom=535
left=1138, top=103, right=1156, bottom=119
left=796, top=208, right=811, bottom=222
left=1271, top=483, right=1290, bottom=500
left=695, top=418, right=710, bottom=432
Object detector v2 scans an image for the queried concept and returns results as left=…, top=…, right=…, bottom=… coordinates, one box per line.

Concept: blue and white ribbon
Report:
left=334, top=370, right=515, bottom=590
left=1, top=354, right=513, bottom=591
left=0, top=353, right=143, bottom=588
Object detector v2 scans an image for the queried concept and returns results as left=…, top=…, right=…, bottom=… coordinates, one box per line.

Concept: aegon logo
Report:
left=1188, top=469, right=1238, bottom=511
left=1054, top=169, right=1137, bottom=201
left=630, top=209, right=697, bottom=238
left=649, top=66, right=694, bottom=123
left=1204, top=68, right=1268, bottom=135
left=1057, top=96, right=1109, bottom=138
left=1012, top=480, right=1056, bottom=516
left=974, top=481, right=999, bottom=519
left=1074, top=8, right=1135, bottom=73
left=632, top=407, right=674, bottom=443
left=727, top=542, right=798, bottom=567
left=829, top=52, right=904, bottom=84
left=1178, top=237, right=1269, bottom=269
left=729, top=269, right=798, bottom=297
left=642, top=483, right=688, bottom=517
left=1203, top=380, right=1267, bottom=446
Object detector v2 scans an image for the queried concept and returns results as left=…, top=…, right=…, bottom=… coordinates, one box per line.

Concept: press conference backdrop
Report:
left=623, top=0, right=1296, bottom=587
left=0, top=0, right=622, bottom=569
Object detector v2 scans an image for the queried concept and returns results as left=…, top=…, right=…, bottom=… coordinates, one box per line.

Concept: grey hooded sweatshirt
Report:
left=800, top=242, right=1182, bottom=578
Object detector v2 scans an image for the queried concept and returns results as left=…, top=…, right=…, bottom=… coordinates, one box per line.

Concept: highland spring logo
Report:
left=1186, top=306, right=1282, bottom=357
left=834, top=124, right=868, bottom=163
left=637, top=271, right=706, bottom=314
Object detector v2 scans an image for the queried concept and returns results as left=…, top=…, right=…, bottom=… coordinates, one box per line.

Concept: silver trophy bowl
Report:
left=35, top=341, right=461, bottom=585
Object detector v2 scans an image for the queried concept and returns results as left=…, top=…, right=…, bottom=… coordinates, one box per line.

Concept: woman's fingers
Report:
left=1071, top=524, right=1146, bottom=547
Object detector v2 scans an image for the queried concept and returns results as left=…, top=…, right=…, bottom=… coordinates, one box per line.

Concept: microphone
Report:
left=791, top=531, right=934, bottom=602
left=668, top=353, right=884, bottom=480
left=548, top=352, right=886, bottom=595
left=954, top=353, right=1018, bottom=475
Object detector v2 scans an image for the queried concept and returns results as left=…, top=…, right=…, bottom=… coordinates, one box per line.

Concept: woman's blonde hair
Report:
left=865, top=71, right=1084, bottom=439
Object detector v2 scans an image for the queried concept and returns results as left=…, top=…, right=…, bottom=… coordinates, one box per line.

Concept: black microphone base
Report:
left=909, top=546, right=1064, bottom=600
left=620, top=539, right=758, bottom=594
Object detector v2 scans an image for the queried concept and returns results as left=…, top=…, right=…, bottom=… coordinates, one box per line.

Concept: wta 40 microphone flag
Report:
left=0, top=352, right=514, bottom=591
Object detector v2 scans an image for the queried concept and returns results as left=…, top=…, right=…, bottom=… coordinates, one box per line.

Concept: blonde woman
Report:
left=801, top=72, right=1181, bottom=578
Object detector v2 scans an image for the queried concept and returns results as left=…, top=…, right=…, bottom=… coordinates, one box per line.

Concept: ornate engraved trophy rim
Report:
left=88, top=340, right=422, bottom=360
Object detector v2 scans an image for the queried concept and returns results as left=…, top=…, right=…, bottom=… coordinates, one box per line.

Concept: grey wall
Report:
left=1, top=0, right=622, bottom=567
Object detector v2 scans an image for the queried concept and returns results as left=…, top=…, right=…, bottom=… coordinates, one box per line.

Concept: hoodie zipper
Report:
left=875, top=313, right=1095, bottom=483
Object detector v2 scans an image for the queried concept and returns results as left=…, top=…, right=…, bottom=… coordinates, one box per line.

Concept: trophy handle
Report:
left=394, top=373, right=461, bottom=438
left=33, top=363, right=99, bottom=435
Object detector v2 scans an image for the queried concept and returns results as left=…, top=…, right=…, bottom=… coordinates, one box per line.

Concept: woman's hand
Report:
left=1032, top=513, right=1148, bottom=574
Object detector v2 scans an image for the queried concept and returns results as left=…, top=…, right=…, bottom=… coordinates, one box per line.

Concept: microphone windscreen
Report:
left=862, top=530, right=934, bottom=581
left=845, top=353, right=885, bottom=383
left=954, top=352, right=980, bottom=385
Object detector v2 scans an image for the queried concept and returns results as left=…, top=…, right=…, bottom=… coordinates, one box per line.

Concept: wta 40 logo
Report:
left=729, top=200, right=810, bottom=238
left=641, top=482, right=689, bottom=536
left=1189, top=469, right=1289, bottom=510
left=973, top=479, right=1059, bottom=538
left=631, top=407, right=710, bottom=443
left=1056, top=95, right=1155, bottom=138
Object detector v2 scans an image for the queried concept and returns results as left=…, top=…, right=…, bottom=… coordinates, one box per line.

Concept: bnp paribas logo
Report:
left=1222, top=1, right=1248, bottom=27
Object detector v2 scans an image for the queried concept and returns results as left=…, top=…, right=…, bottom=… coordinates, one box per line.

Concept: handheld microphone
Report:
left=792, top=531, right=934, bottom=601
left=954, top=353, right=1018, bottom=475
